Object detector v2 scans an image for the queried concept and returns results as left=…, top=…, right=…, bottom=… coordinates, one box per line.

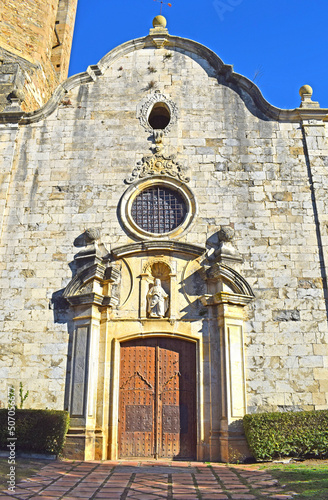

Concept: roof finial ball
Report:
left=299, top=84, right=319, bottom=108
left=299, top=84, right=313, bottom=100
left=153, top=15, right=167, bottom=28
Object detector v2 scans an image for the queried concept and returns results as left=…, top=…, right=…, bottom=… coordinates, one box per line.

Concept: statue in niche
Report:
left=147, top=279, right=169, bottom=318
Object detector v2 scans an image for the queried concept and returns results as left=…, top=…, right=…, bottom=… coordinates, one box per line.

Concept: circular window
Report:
left=120, top=177, right=197, bottom=240
left=131, top=186, right=187, bottom=234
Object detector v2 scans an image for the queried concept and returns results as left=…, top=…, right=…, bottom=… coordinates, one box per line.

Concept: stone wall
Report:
left=0, top=28, right=327, bottom=424
left=51, top=0, right=79, bottom=82
left=0, top=0, right=77, bottom=112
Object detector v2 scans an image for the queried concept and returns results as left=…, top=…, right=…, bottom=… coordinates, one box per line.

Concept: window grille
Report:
left=131, top=186, right=187, bottom=234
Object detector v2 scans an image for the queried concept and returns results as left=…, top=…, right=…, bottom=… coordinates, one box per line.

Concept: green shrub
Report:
left=0, top=409, right=69, bottom=455
left=243, top=410, right=328, bottom=461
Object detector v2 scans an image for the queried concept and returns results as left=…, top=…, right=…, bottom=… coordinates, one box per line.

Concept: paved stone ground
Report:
left=0, top=461, right=297, bottom=500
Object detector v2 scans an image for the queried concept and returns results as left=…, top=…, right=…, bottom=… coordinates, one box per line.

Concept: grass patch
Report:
left=0, top=457, right=50, bottom=491
left=261, top=462, right=328, bottom=499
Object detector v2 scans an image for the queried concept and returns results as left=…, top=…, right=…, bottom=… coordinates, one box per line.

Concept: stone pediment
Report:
left=125, top=153, right=190, bottom=184
left=199, top=262, right=255, bottom=308
left=63, top=261, right=121, bottom=308
left=206, top=263, right=254, bottom=295
left=63, top=229, right=121, bottom=308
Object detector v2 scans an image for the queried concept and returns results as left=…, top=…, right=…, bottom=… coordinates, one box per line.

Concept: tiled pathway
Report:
left=0, top=460, right=297, bottom=500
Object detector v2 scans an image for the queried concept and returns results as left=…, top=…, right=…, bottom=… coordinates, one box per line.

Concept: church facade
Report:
left=1, top=9, right=328, bottom=461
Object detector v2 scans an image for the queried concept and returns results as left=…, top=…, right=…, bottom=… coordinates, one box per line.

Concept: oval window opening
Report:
left=148, top=103, right=171, bottom=130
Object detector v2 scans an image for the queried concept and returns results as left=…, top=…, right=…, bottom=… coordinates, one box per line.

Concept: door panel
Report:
left=118, top=339, right=156, bottom=457
left=118, top=337, right=196, bottom=459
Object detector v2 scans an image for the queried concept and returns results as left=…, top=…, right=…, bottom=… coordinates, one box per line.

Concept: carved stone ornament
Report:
left=142, top=259, right=172, bottom=278
left=205, top=226, right=242, bottom=265
left=218, top=226, right=234, bottom=242
left=154, top=129, right=164, bottom=144
left=77, top=282, right=93, bottom=295
left=137, top=91, right=178, bottom=134
left=84, top=227, right=100, bottom=244
left=125, top=153, right=190, bottom=184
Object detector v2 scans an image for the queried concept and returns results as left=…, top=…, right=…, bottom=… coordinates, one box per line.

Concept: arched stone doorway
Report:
left=118, top=337, right=197, bottom=459
left=62, top=236, right=254, bottom=462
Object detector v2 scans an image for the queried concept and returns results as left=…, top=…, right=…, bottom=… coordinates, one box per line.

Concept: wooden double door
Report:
left=118, top=337, right=196, bottom=459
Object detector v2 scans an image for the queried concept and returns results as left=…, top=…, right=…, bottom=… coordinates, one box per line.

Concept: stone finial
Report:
left=85, top=228, right=100, bottom=244
left=299, top=84, right=313, bottom=99
left=149, top=15, right=169, bottom=47
left=218, top=226, right=234, bottom=243
left=299, top=84, right=319, bottom=108
left=206, top=226, right=242, bottom=265
left=8, top=88, right=25, bottom=104
left=215, top=226, right=240, bottom=262
left=3, top=88, right=25, bottom=115
left=73, top=228, right=107, bottom=267
left=153, top=15, right=167, bottom=28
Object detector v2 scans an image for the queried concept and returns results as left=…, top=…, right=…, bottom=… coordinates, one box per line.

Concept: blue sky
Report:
left=69, top=0, right=328, bottom=110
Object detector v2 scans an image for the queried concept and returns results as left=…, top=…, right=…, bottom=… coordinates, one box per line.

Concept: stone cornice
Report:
left=297, top=108, right=328, bottom=122
left=66, top=292, right=104, bottom=307
left=0, top=33, right=327, bottom=125
left=111, top=240, right=205, bottom=259
left=200, top=292, right=254, bottom=307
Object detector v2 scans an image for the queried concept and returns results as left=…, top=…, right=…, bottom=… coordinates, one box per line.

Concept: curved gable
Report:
left=7, top=25, right=325, bottom=125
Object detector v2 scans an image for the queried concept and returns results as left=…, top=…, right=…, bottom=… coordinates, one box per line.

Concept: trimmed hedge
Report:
left=243, top=410, right=328, bottom=461
left=0, top=409, right=69, bottom=455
